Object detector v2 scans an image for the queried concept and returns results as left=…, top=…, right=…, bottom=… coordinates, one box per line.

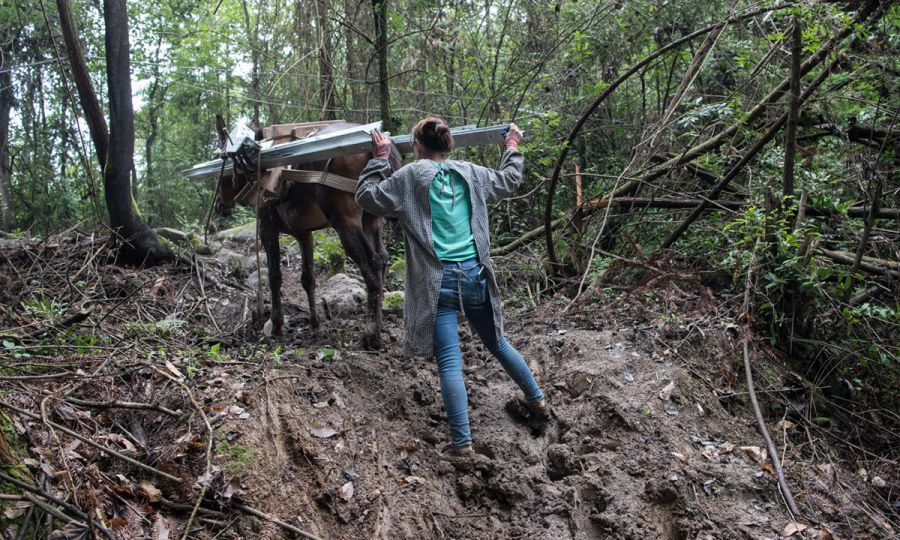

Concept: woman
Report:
left=356, top=117, right=546, bottom=456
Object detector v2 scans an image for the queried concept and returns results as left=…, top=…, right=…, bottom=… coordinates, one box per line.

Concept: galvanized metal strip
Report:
left=182, top=121, right=383, bottom=181
left=183, top=122, right=510, bottom=181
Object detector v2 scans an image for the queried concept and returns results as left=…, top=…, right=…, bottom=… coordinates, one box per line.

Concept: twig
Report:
left=51, top=394, right=181, bottom=418
left=0, top=472, right=87, bottom=519
left=22, top=492, right=85, bottom=527
left=232, top=502, right=323, bottom=540
left=0, top=400, right=182, bottom=482
left=195, top=256, right=222, bottom=334
left=159, top=497, right=228, bottom=519
left=149, top=366, right=213, bottom=540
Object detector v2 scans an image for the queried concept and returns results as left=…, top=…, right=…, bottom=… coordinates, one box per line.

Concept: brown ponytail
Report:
left=412, top=116, right=454, bottom=154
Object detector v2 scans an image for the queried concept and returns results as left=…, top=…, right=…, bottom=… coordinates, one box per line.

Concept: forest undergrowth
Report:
left=0, top=230, right=896, bottom=539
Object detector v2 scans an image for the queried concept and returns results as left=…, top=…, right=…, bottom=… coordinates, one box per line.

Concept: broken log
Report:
left=818, top=249, right=900, bottom=279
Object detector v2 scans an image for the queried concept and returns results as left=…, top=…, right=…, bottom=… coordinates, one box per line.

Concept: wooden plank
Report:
left=263, top=120, right=343, bottom=140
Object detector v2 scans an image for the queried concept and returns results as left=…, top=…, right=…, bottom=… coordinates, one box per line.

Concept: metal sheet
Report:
left=183, top=122, right=510, bottom=181
left=391, top=124, right=509, bottom=154
left=182, top=121, right=382, bottom=181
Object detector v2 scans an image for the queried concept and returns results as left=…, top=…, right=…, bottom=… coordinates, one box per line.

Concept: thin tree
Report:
left=57, top=0, right=170, bottom=264
left=372, top=0, right=395, bottom=132
left=0, top=67, right=14, bottom=231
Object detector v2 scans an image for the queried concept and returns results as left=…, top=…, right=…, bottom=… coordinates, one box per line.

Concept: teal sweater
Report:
left=429, top=163, right=478, bottom=261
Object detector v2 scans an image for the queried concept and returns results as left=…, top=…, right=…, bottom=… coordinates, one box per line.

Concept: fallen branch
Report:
left=491, top=216, right=566, bottom=257
left=53, top=394, right=181, bottom=418
left=579, top=197, right=900, bottom=219
left=740, top=240, right=802, bottom=518
left=542, top=3, right=792, bottom=267
left=818, top=249, right=900, bottom=279
left=543, top=2, right=883, bottom=264
left=0, top=399, right=182, bottom=482
left=490, top=197, right=900, bottom=258
left=661, top=42, right=847, bottom=249
left=232, top=501, right=324, bottom=540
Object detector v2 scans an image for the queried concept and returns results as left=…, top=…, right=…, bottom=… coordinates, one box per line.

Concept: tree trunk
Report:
left=241, top=0, right=261, bottom=125
left=0, top=67, right=14, bottom=231
left=782, top=16, right=802, bottom=204
left=57, top=0, right=109, bottom=170
left=372, top=0, right=395, bottom=132
left=102, top=0, right=169, bottom=265
left=343, top=0, right=366, bottom=122
left=316, top=0, right=336, bottom=119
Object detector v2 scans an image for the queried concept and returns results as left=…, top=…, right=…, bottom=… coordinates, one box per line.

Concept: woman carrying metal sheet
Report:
left=356, top=117, right=547, bottom=456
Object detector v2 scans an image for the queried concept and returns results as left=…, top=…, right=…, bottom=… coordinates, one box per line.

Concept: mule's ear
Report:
left=248, top=121, right=265, bottom=141
left=215, top=114, right=227, bottom=145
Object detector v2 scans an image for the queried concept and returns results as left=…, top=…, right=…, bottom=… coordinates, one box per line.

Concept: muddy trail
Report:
left=0, top=232, right=894, bottom=539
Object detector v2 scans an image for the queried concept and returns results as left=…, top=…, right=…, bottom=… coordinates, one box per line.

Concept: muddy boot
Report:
left=441, top=443, right=475, bottom=458
left=505, top=398, right=550, bottom=435
left=439, top=444, right=493, bottom=473
left=526, top=399, right=550, bottom=421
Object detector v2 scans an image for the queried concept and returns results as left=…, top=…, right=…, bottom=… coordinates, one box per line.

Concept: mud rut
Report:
left=217, top=277, right=794, bottom=540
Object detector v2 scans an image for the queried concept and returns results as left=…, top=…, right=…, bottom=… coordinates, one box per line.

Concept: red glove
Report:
left=372, top=130, right=392, bottom=159
left=505, top=123, right=523, bottom=150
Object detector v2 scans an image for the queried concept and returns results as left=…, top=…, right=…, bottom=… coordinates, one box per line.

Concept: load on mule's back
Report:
left=212, top=115, right=402, bottom=349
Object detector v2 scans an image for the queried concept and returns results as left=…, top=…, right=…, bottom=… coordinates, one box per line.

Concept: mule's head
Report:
left=213, top=114, right=247, bottom=217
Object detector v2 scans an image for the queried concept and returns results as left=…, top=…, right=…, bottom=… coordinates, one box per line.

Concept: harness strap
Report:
left=280, top=169, right=358, bottom=193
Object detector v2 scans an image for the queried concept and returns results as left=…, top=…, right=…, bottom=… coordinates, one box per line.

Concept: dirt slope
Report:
left=0, top=233, right=892, bottom=539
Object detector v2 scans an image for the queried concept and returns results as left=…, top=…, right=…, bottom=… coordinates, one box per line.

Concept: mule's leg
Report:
left=334, top=223, right=384, bottom=350
left=295, top=231, right=319, bottom=329
left=362, top=212, right=390, bottom=283
left=260, top=218, right=284, bottom=337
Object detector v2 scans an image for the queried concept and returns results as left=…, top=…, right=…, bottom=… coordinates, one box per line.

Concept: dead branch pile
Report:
left=0, top=232, right=317, bottom=539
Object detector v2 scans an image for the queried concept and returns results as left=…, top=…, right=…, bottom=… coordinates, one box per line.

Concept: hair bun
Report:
left=413, top=116, right=454, bottom=154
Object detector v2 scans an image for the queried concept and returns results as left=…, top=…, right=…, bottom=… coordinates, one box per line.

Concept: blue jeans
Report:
left=433, top=258, right=544, bottom=447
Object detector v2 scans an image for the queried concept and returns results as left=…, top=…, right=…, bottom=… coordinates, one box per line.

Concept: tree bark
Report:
left=782, top=16, right=802, bottom=204
left=241, top=0, right=261, bottom=125
left=57, top=0, right=109, bottom=170
left=372, top=0, right=396, bottom=132
left=0, top=67, right=14, bottom=231
left=102, top=0, right=170, bottom=265
left=316, top=0, right=336, bottom=119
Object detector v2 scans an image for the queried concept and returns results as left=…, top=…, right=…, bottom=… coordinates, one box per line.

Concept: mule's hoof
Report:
left=263, top=318, right=283, bottom=337
left=361, top=333, right=382, bottom=351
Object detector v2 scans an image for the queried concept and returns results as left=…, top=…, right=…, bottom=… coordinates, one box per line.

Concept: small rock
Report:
left=338, top=481, right=354, bottom=501
left=310, top=427, right=338, bottom=438
left=658, top=381, right=675, bottom=401
left=872, top=476, right=886, bottom=488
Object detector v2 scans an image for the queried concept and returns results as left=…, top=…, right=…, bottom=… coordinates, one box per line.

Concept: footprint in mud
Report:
left=504, top=398, right=550, bottom=435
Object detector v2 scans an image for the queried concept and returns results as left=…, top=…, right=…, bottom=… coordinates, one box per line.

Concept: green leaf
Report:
left=317, top=348, right=337, bottom=361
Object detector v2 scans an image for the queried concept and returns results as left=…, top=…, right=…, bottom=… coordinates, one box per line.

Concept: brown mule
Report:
left=213, top=116, right=401, bottom=349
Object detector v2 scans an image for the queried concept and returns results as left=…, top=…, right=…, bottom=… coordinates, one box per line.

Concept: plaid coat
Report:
left=356, top=150, right=525, bottom=357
